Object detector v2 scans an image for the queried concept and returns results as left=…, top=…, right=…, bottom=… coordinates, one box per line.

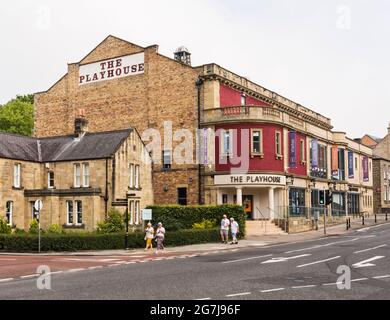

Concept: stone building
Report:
left=32, top=35, right=374, bottom=233
left=0, top=120, right=153, bottom=231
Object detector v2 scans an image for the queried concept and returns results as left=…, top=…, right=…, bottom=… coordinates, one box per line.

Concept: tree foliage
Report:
left=0, top=94, right=34, bottom=136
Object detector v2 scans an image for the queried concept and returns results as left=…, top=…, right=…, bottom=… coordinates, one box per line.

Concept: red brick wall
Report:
left=220, top=84, right=270, bottom=107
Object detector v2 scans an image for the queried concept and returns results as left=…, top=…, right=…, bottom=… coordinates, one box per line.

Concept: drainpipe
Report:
left=196, top=77, right=204, bottom=205
left=104, top=158, right=109, bottom=218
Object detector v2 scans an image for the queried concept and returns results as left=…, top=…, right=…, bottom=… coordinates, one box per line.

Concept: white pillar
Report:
left=269, top=187, right=275, bottom=220
left=217, top=189, right=223, bottom=205
left=236, top=187, right=243, bottom=206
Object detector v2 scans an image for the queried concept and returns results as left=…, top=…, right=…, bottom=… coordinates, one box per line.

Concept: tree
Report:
left=0, top=94, right=34, bottom=136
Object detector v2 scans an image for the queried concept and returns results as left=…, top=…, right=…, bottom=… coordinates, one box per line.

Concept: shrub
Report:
left=97, top=209, right=125, bottom=234
left=47, top=224, right=63, bottom=234
left=147, top=205, right=246, bottom=236
left=29, top=219, right=40, bottom=234
left=192, top=219, right=217, bottom=230
left=0, top=218, right=12, bottom=235
left=0, top=228, right=221, bottom=252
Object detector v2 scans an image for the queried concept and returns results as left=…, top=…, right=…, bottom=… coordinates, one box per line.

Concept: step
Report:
left=246, top=220, right=287, bottom=236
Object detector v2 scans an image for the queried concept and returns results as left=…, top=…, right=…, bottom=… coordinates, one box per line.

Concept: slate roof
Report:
left=0, top=129, right=133, bottom=162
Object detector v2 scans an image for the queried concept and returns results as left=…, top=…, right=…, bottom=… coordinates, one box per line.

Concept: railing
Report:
left=256, top=207, right=268, bottom=233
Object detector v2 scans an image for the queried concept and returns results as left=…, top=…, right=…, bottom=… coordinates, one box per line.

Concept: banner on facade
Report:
left=311, top=139, right=318, bottom=170
left=204, top=129, right=208, bottom=165
left=348, top=151, right=354, bottom=179
left=331, top=147, right=339, bottom=178
left=363, top=156, right=369, bottom=182
left=289, top=131, right=297, bottom=169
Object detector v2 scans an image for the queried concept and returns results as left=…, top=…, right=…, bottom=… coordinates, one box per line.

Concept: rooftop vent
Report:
left=174, top=46, right=191, bottom=66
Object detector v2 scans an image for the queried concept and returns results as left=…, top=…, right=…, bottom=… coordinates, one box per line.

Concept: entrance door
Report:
left=243, top=195, right=254, bottom=220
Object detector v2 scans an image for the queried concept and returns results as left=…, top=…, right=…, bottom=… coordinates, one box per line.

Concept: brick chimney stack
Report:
left=74, top=109, right=88, bottom=137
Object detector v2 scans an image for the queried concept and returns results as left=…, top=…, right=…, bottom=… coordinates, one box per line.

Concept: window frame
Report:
left=6, top=201, right=13, bottom=226
left=48, top=171, right=55, bottom=189
left=74, top=163, right=81, bottom=188
left=177, top=187, right=188, bottom=206
left=129, top=164, right=134, bottom=188
left=75, top=200, right=83, bottom=225
left=13, top=163, right=21, bottom=188
left=162, top=149, right=172, bottom=170
left=66, top=201, right=74, bottom=225
left=275, top=131, right=282, bottom=159
left=82, top=163, right=90, bottom=188
left=251, top=129, right=263, bottom=157
left=299, top=139, right=306, bottom=163
left=129, top=201, right=134, bottom=225
left=135, top=165, right=140, bottom=189
left=135, top=201, right=140, bottom=225
left=241, top=95, right=247, bottom=106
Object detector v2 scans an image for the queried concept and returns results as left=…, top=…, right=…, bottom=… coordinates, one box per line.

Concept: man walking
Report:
left=220, top=215, right=230, bottom=244
left=230, top=218, right=239, bottom=245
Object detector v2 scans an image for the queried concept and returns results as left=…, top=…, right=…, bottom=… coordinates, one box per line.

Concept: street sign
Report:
left=34, top=199, right=43, bottom=212
left=141, top=209, right=152, bottom=221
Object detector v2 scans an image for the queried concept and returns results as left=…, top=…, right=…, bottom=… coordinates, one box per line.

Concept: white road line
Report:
left=285, top=238, right=360, bottom=254
left=88, top=266, right=103, bottom=270
left=354, top=244, right=387, bottom=254
left=373, top=275, right=390, bottom=279
left=322, top=282, right=343, bottom=286
left=292, top=285, right=317, bottom=289
left=125, top=262, right=137, bottom=265
left=0, top=278, right=14, bottom=283
left=352, top=256, right=385, bottom=269
left=195, top=298, right=212, bottom=301
left=226, top=292, right=252, bottom=297
left=262, top=254, right=311, bottom=264
left=296, top=256, right=341, bottom=268
left=351, top=278, right=369, bottom=282
left=260, top=288, right=285, bottom=293
left=20, top=274, right=39, bottom=279
left=48, top=271, right=64, bottom=275
left=108, top=264, right=122, bottom=267
left=66, top=268, right=85, bottom=273
left=222, top=254, right=273, bottom=264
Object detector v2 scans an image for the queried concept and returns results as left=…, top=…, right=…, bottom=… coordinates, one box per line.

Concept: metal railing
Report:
left=255, top=207, right=268, bottom=233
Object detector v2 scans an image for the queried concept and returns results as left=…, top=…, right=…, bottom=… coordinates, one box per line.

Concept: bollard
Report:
left=375, top=214, right=377, bottom=224
left=346, top=219, right=349, bottom=230
left=362, top=215, right=365, bottom=226
left=386, top=213, right=388, bottom=221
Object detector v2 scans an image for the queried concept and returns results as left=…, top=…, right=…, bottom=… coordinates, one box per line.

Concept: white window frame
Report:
left=300, top=139, right=306, bottom=163
left=48, top=171, right=55, bottom=189
left=275, top=131, right=282, bottom=158
left=129, top=201, right=134, bottom=225
left=6, top=201, right=13, bottom=226
left=135, top=201, right=140, bottom=225
left=74, top=164, right=81, bottom=188
left=162, top=150, right=172, bottom=170
left=221, top=130, right=233, bottom=157
left=75, top=200, right=83, bottom=225
left=66, top=201, right=74, bottom=225
left=129, top=164, right=134, bottom=188
left=13, top=163, right=21, bottom=188
left=135, top=165, right=140, bottom=189
left=82, top=163, right=90, bottom=187
left=251, top=129, right=263, bottom=156
left=241, top=95, right=247, bottom=106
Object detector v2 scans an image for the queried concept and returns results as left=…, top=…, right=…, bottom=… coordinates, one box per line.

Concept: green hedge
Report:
left=0, top=228, right=221, bottom=253
left=147, top=205, right=246, bottom=236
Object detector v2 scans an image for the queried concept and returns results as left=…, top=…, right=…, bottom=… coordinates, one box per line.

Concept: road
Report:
left=0, top=223, right=389, bottom=300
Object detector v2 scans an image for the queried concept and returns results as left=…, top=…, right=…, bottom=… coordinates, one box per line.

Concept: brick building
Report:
left=32, top=35, right=374, bottom=232
left=0, top=121, right=153, bottom=231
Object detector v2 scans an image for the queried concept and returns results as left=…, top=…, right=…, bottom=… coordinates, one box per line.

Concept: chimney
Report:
left=74, top=108, right=88, bottom=137
left=174, top=46, right=191, bottom=66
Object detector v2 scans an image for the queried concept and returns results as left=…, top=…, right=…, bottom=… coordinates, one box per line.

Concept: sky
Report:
left=1, top=0, right=389, bottom=138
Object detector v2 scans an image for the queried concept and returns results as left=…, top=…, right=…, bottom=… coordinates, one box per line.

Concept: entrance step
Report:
left=246, top=220, right=287, bottom=237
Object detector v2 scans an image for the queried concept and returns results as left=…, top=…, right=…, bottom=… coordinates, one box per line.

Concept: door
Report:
left=243, top=195, right=254, bottom=220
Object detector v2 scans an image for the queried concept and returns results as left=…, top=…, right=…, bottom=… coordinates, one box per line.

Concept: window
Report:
left=332, top=192, right=346, bottom=216
left=222, top=194, right=228, bottom=204
left=338, top=149, right=346, bottom=181
left=310, top=143, right=328, bottom=179
left=135, top=201, right=140, bottom=225
left=74, top=164, right=81, bottom=187
left=13, top=164, right=21, bottom=188
left=82, top=163, right=90, bottom=187
left=221, top=130, right=233, bottom=156
left=129, top=201, right=134, bottom=225
left=251, top=129, right=263, bottom=155
left=129, top=164, right=134, bottom=188
left=76, top=201, right=83, bottom=225
left=48, top=171, right=55, bottom=189
left=135, top=165, right=140, bottom=189
left=275, top=131, right=282, bottom=157
left=66, top=201, right=73, bottom=225
left=178, top=188, right=188, bottom=206
left=163, top=150, right=172, bottom=170
left=289, top=188, right=305, bottom=216
left=5, top=201, right=13, bottom=226
left=300, top=140, right=305, bottom=163
left=241, top=95, right=246, bottom=106
left=355, top=157, right=358, bottom=170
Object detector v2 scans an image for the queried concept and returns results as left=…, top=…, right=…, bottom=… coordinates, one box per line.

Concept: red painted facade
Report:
left=220, top=84, right=270, bottom=107
left=215, top=124, right=285, bottom=173
left=288, top=131, right=308, bottom=176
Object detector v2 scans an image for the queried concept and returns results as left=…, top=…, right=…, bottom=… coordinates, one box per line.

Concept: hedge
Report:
left=0, top=228, right=221, bottom=253
left=147, top=204, right=246, bottom=236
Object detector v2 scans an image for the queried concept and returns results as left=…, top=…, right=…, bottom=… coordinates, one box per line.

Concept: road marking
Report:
left=292, top=285, right=317, bottom=289
left=296, top=256, right=341, bottom=268
left=48, top=271, right=64, bottom=275
left=195, top=298, right=212, bottom=301
left=108, top=264, right=122, bottom=267
left=354, top=245, right=387, bottom=254
left=351, top=278, right=369, bottom=282
left=88, top=266, right=103, bottom=270
left=125, top=262, right=137, bottom=265
left=322, top=282, right=343, bottom=286
left=285, top=238, right=360, bottom=254
left=262, top=254, right=311, bottom=264
left=373, top=275, right=390, bottom=279
left=226, top=292, right=252, bottom=297
left=352, top=256, right=385, bottom=269
left=260, top=288, right=285, bottom=293
left=66, top=268, right=85, bottom=273
left=0, top=278, right=14, bottom=283
left=20, top=274, right=39, bottom=279
left=222, top=254, right=273, bottom=264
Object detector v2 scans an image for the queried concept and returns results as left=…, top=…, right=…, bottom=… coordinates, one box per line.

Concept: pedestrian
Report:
left=144, top=222, right=155, bottom=251
left=220, top=214, right=230, bottom=244
left=155, top=222, right=166, bottom=254
left=230, top=218, right=239, bottom=245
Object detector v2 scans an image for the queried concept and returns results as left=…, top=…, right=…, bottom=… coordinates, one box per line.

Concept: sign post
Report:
left=34, top=200, right=43, bottom=253
left=141, top=209, right=153, bottom=232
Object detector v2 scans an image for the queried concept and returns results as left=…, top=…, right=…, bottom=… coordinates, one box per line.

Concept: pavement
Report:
left=0, top=216, right=389, bottom=300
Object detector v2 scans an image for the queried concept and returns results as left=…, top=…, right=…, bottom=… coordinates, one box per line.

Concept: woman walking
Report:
left=155, top=222, right=166, bottom=254
left=144, top=223, right=155, bottom=251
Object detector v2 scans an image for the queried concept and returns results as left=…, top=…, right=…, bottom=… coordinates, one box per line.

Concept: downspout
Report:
left=196, top=77, right=204, bottom=205
left=104, top=158, right=109, bottom=218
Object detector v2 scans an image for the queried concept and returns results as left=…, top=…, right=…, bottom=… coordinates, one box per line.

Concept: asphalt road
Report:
left=0, top=223, right=389, bottom=300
